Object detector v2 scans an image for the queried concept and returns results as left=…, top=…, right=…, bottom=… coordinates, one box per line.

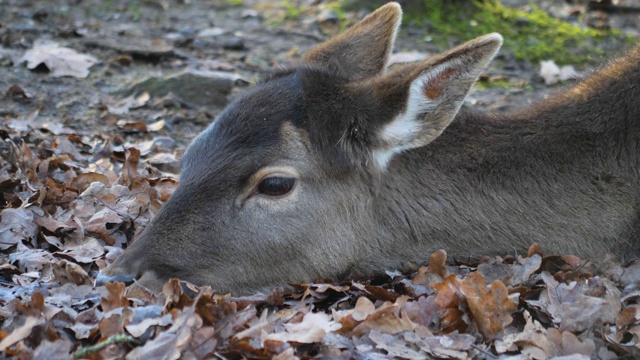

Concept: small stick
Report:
left=72, top=334, right=139, bottom=359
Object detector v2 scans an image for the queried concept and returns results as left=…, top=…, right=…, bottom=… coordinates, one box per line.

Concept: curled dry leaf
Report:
left=496, top=310, right=551, bottom=358
left=527, top=272, right=619, bottom=332
left=101, top=281, right=130, bottom=313
left=71, top=172, right=110, bottom=193
left=351, top=297, right=416, bottom=336
left=265, top=312, right=341, bottom=344
left=431, top=275, right=469, bottom=334
left=32, top=339, right=73, bottom=360
left=459, top=271, right=517, bottom=340
left=412, top=249, right=449, bottom=288
left=0, top=208, right=38, bottom=250
left=52, top=259, right=92, bottom=285
left=546, top=327, right=595, bottom=357
left=0, top=316, right=45, bottom=352
left=415, top=332, right=476, bottom=360
left=368, top=330, right=428, bottom=359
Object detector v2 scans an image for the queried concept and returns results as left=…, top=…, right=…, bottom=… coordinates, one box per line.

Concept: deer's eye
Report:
left=257, top=177, right=295, bottom=197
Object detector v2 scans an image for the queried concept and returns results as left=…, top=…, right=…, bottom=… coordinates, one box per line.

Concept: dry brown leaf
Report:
left=495, top=310, right=550, bottom=358
left=0, top=208, right=38, bottom=250
left=147, top=120, right=166, bottom=132
left=265, top=312, right=341, bottom=344
left=401, top=295, right=440, bottom=333
left=616, top=305, right=640, bottom=329
left=412, top=250, right=449, bottom=289
left=119, top=148, right=146, bottom=188
left=58, top=236, right=104, bottom=263
left=414, top=332, right=476, bottom=359
left=187, top=326, right=217, bottom=359
left=459, top=271, right=517, bottom=340
left=431, top=275, right=468, bottom=334
left=108, top=93, right=150, bottom=114
left=126, top=313, right=173, bottom=338
left=546, top=328, right=596, bottom=357
left=368, top=330, right=428, bottom=359
left=71, top=172, right=110, bottom=192
left=9, top=247, right=56, bottom=273
left=510, top=254, right=542, bottom=285
left=332, top=296, right=376, bottom=334
left=234, top=309, right=272, bottom=342
left=21, top=41, right=98, bottom=78
left=32, top=339, right=72, bottom=360
left=127, top=331, right=181, bottom=360
left=52, top=259, right=92, bottom=285
left=99, top=312, right=127, bottom=340
left=127, top=299, right=201, bottom=360
left=352, top=297, right=416, bottom=336
left=0, top=316, right=45, bottom=352
left=101, top=281, right=130, bottom=312
left=528, top=272, right=619, bottom=332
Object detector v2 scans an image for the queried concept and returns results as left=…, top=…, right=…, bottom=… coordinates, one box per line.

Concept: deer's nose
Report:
left=94, top=271, right=136, bottom=287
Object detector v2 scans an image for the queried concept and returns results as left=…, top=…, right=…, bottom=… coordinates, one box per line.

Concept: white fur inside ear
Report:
left=373, top=62, right=455, bottom=169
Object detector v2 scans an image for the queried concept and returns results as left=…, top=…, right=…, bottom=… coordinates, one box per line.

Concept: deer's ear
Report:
left=303, top=2, right=401, bottom=80
left=372, top=33, right=503, bottom=169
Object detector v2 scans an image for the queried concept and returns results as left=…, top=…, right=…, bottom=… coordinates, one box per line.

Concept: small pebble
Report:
left=223, top=37, right=245, bottom=50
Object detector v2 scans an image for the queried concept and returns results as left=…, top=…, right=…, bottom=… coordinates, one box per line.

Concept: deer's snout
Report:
left=94, top=270, right=136, bottom=287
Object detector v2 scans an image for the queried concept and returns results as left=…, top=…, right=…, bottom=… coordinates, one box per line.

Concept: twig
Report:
left=72, top=334, right=140, bottom=359
left=472, top=344, right=498, bottom=359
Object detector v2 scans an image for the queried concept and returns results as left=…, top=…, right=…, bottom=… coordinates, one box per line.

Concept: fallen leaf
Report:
left=265, top=312, right=341, bottom=344
left=459, top=272, right=517, bottom=340
left=546, top=327, right=595, bottom=357
left=32, top=339, right=73, bottom=360
left=527, top=272, right=619, bottom=332
left=368, top=330, right=427, bottom=359
left=495, top=310, right=551, bottom=358
left=21, top=41, right=98, bottom=78
left=0, top=316, right=45, bottom=352
left=0, top=208, right=38, bottom=250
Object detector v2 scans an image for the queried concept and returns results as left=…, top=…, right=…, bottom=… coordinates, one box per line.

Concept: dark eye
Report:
left=257, top=177, right=295, bottom=197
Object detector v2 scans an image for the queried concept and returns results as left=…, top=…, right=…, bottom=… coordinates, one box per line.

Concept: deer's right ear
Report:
left=369, top=33, right=503, bottom=169
left=303, top=2, right=402, bottom=80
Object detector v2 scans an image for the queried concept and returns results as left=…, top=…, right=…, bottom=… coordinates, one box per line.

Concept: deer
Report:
left=96, top=2, right=640, bottom=295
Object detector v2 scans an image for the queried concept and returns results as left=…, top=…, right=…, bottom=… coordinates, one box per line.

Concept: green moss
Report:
left=263, top=1, right=347, bottom=32
left=324, top=1, right=349, bottom=31
left=475, top=77, right=512, bottom=89
left=474, top=76, right=532, bottom=91
left=127, top=2, right=142, bottom=21
left=281, top=0, right=303, bottom=20
left=404, top=0, right=635, bottom=64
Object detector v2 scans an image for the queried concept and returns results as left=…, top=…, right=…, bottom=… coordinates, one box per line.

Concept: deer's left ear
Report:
left=370, top=33, right=503, bottom=169
left=303, top=2, right=402, bottom=80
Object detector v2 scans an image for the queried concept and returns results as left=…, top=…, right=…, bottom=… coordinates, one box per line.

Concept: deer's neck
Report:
left=372, top=51, right=640, bottom=262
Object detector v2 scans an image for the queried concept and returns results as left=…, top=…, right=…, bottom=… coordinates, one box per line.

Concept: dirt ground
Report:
left=2, top=0, right=639, bottom=151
